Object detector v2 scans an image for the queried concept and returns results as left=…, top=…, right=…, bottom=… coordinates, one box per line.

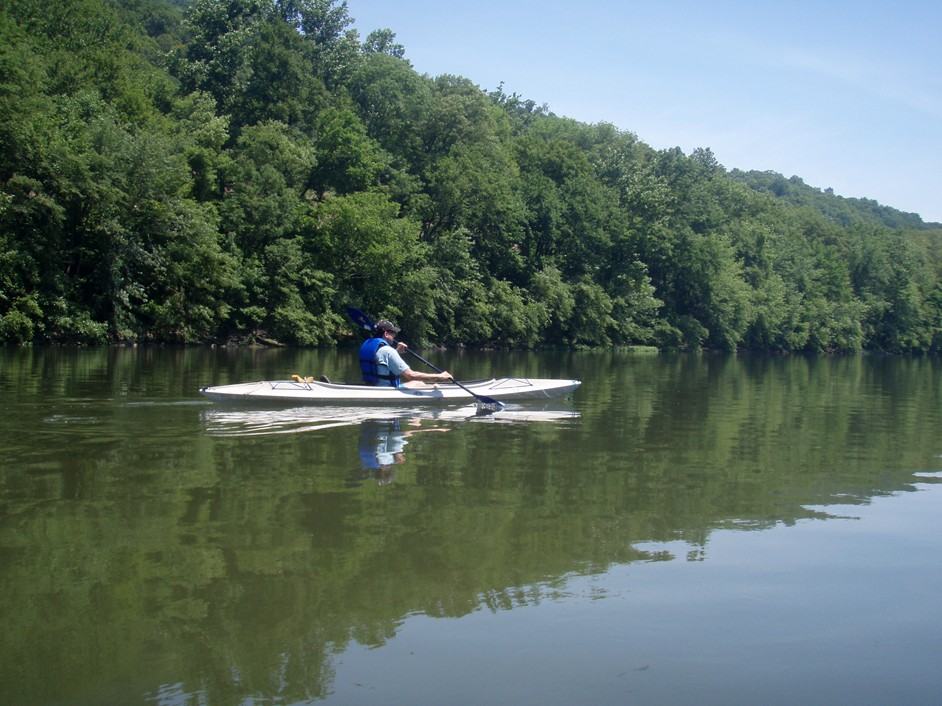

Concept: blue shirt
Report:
left=374, top=344, right=409, bottom=386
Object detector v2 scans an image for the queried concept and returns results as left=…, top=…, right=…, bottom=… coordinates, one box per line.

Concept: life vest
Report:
left=359, top=337, right=400, bottom=387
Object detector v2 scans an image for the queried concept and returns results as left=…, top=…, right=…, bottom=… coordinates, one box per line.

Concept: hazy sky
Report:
left=346, top=0, right=942, bottom=223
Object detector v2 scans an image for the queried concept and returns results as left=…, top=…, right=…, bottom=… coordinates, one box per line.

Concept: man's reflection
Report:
left=351, top=417, right=449, bottom=486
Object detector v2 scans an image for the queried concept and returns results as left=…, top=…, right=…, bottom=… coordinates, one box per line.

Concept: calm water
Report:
left=1, top=347, right=941, bottom=705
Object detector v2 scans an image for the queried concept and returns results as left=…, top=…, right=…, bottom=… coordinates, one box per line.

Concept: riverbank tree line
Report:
left=2, top=0, right=940, bottom=351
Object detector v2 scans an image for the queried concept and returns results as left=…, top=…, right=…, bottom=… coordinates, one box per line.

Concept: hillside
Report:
left=1, top=0, right=939, bottom=352
left=729, top=169, right=939, bottom=231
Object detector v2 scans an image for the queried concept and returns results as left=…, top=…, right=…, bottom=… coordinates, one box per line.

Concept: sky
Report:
left=345, top=0, right=942, bottom=223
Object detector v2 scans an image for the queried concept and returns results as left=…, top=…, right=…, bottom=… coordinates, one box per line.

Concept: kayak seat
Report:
left=319, top=375, right=330, bottom=383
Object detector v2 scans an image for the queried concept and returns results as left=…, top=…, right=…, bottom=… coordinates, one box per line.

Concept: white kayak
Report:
left=199, top=377, right=581, bottom=405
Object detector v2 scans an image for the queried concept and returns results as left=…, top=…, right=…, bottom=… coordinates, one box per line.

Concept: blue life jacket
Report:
left=359, top=337, right=400, bottom=387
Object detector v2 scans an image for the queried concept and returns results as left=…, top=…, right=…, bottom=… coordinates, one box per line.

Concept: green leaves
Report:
left=309, top=107, right=384, bottom=196
left=301, top=191, right=424, bottom=328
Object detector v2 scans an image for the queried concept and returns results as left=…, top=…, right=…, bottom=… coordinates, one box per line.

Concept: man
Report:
left=358, top=319, right=452, bottom=387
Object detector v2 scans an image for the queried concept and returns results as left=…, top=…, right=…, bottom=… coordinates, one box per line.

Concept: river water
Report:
left=1, top=347, right=940, bottom=705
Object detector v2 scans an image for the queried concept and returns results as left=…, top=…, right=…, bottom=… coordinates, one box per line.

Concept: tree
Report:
left=308, top=107, right=384, bottom=196
left=277, top=0, right=358, bottom=89
left=347, top=51, right=431, bottom=176
left=300, top=191, right=427, bottom=329
left=362, top=28, right=404, bottom=59
left=175, top=0, right=269, bottom=112
left=227, top=16, right=325, bottom=133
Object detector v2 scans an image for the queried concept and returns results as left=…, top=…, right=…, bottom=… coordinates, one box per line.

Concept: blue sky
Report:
left=346, top=0, right=942, bottom=223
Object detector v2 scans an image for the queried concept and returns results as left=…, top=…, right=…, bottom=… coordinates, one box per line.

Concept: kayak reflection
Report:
left=201, top=403, right=580, bottom=437
left=350, top=417, right=451, bottom=487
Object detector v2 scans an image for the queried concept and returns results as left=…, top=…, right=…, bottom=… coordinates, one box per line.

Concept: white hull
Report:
left=199, top=377, right=581, bottom=405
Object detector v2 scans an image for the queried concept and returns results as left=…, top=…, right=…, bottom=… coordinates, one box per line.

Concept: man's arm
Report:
left=400, top=367, right=452, bottom=383
left=393, top=342, right=451, bottom=383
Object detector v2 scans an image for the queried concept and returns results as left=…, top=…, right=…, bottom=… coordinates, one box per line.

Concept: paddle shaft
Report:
left=400, top=347, right=504, bottom=408
left=401, top=347, right=443, bottom=373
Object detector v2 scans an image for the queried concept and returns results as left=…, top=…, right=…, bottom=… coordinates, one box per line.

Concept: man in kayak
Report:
left=359, top=319, right=452, bottom=388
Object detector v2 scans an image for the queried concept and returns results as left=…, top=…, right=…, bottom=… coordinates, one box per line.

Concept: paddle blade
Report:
left=477, top=399, right=506, bottom=412
left=347, top=307, right=375, bottom=332
left=474, top=401, right=505, bottom=415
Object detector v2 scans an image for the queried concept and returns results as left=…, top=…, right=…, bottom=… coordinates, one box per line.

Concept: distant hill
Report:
left=729, top=169, right=940, bottom=231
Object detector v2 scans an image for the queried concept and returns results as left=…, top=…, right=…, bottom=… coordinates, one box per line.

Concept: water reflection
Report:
left=200, top=402, right=581, bottom=494
left=2, top=348, right=941, bottom=706
left=200, top=403, right=580, bottom=437
left=351, top=418, right=451, bottom=487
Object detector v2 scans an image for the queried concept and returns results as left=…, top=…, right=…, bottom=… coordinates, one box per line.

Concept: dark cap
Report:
left=375, top=319, right=400, bottom=334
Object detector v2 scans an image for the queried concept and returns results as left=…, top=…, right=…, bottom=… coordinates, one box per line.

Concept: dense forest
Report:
left=1, top=0, right=940, bottom=351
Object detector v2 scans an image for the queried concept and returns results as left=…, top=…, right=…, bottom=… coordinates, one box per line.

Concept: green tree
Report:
left=219, top=121, right=316, bottom=335
left=227, top=16, right=325, bottom=133
left=362, top=28, right=405, bottom=59
left=348, top=51, right=431, bottom=156
left=176, top=0, right=268, bottom=112
left=301, top=190, right=427, bottom=329
left=278, top=0, right=359, bottom=89
left=308, top=107, right=385, bottom=196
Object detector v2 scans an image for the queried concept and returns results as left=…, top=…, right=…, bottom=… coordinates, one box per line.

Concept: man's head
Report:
left=375, top=319, right=400, bottom=338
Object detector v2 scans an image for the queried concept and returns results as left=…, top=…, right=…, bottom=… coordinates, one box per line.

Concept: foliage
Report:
left=0, top=0, right=939, bottom=351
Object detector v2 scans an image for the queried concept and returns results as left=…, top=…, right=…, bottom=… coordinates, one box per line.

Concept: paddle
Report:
left=347, top=307, right=505, bottom=410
